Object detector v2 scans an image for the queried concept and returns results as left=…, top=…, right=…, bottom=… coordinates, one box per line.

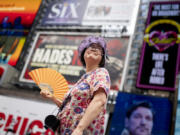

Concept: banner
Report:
left=19, top=32, right=130, bottom=90
left=40, top=0, right=140, bottom=35
left=136, top=1, right=180, bottom=91
left=0, top=95, right=56, bottom=135
left=0, top=0, right=42, bottom=66
left=82, top=0, right=140, bottom=35
left=41, top=0, right=88, bottom=25
left=109, top=92, right=172, bottom=135
left=0, top=0, right=42, bottom=29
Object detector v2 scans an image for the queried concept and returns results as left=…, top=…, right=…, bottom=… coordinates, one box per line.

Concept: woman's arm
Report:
left=40, top=90, right=62, bottom=107
left=72, top=88, right=107, bottom=135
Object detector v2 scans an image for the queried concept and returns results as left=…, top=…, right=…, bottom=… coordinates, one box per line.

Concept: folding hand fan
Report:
left=28, top=68, right=69, bottom=101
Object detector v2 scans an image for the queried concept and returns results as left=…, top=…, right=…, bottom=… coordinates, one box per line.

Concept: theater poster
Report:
left=19, top=32, right=130, bottom=90
left=136, top=1, right=180, bottom=91
left=41, top=0, right=88, bottom=25
left=40, top=0, right=140, bottom=35
left=109, top=92, right=172, bottom=135
left=0, top=0, right=42, bottom=66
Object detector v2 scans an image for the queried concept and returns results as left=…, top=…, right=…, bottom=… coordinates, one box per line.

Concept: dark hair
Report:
left=126, top=101, right=154, bottom=119
left=80, top=46, right=105, bottom=67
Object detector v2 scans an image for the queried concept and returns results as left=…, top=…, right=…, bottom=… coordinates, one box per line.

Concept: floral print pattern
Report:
left=57, top=68, right=110, bottom=135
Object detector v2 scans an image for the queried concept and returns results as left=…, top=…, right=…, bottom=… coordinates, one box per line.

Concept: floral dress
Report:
left=57, top=68, right=111, bottom=135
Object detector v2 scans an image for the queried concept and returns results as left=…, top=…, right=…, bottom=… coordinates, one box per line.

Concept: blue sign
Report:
left=109, top=92, right=172, bottom=135
left=41, top=0, right=88, bottom=25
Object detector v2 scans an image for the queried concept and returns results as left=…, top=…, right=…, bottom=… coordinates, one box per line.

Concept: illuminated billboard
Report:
left=136, top=1, right=180, bottom=91
left=0, top=0, right=42, bottom=29
left=41, top=0, right=88, bottom=25
left=109, top=92, right=172, bottom=135
left=19, top=32, right=130, bottom=90
left=0, top=0, right=42, bottom=66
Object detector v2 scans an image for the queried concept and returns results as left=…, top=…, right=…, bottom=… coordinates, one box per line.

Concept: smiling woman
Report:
left=40, top=36, right=111, bottom=135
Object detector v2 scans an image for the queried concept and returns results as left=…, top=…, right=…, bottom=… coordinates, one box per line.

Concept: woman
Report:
left=40, top=36, right=111, bottom=135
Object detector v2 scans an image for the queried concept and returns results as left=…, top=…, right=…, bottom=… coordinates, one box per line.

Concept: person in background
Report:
left=121, top=101, right=154, bottom=135
left=40, top=36, right=111, bottom=135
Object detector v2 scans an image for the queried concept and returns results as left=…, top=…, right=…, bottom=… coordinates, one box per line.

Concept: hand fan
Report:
left=28, top=68, right=69, bottom=101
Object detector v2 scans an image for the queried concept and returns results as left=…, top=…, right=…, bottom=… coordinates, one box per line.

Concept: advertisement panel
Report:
left=40, top=0, right=140, bottom=35
left=41, top=0, right=88, bottom=25
left=0, top=95, right=56, bottom=135
left=82, top=0, right=140, bottom=35
left=0, top=36, right=26, bottom=66
left=109, top=92, right=172, bottom=135
left=136, top=1, right=180, bottom=91
left=0, top=0, right=42, bottom=66
left=19, top=32, right=130, bottom=90
left=0, top=0, right=42, bottom=29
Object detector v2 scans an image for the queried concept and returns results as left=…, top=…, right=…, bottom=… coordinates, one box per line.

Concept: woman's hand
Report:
left=40, top=90, right=53, bottom=99
left=40, top=90, right=62, bottom=107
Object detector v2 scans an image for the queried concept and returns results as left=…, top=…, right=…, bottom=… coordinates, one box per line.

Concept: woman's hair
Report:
left=78, top=36, right=108, bottom=67
left=126, top=101, right=155, bottom=119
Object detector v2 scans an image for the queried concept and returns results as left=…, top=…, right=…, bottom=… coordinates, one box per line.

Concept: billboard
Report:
left=0, top=0, right=42, bottom=66
left=0, top=95, right=55, bottom=135
left=19, top=32, right=130, bottom=90
left=40, top=0, right=140, bottom=35
left=0, top=0, right=42, bottom=29
left=136, top=1, right=180, bottom=91
left=82, top=0, right=140, bottom=35
left=109, top=92, right=172, bottom=135
left=41, top=0, right=88, bottom=25
left=0, top=36, right=26, bottom=66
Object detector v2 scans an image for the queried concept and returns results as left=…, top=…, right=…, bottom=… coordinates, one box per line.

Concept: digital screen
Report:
left=0, top=0, right=42, bottom=29
left=0, top=35, right=26, bottom=66
left=109, top=92, right=172, bottom=135
left=0, top=0, right=42, bottom=66
left=136, top=1, right=180, bottom=91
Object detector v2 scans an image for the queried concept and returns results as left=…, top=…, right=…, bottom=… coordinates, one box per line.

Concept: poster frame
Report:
left=19, top=31, right=133, bottom=91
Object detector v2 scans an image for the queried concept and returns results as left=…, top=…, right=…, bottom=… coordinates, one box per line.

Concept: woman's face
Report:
left=84, top=43, right=103, bottom=67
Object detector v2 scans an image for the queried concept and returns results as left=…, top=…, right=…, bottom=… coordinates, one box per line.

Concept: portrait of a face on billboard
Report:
left=109, top=92, right=172, bottom=135
left=19, top=32, right=130, bottom=90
